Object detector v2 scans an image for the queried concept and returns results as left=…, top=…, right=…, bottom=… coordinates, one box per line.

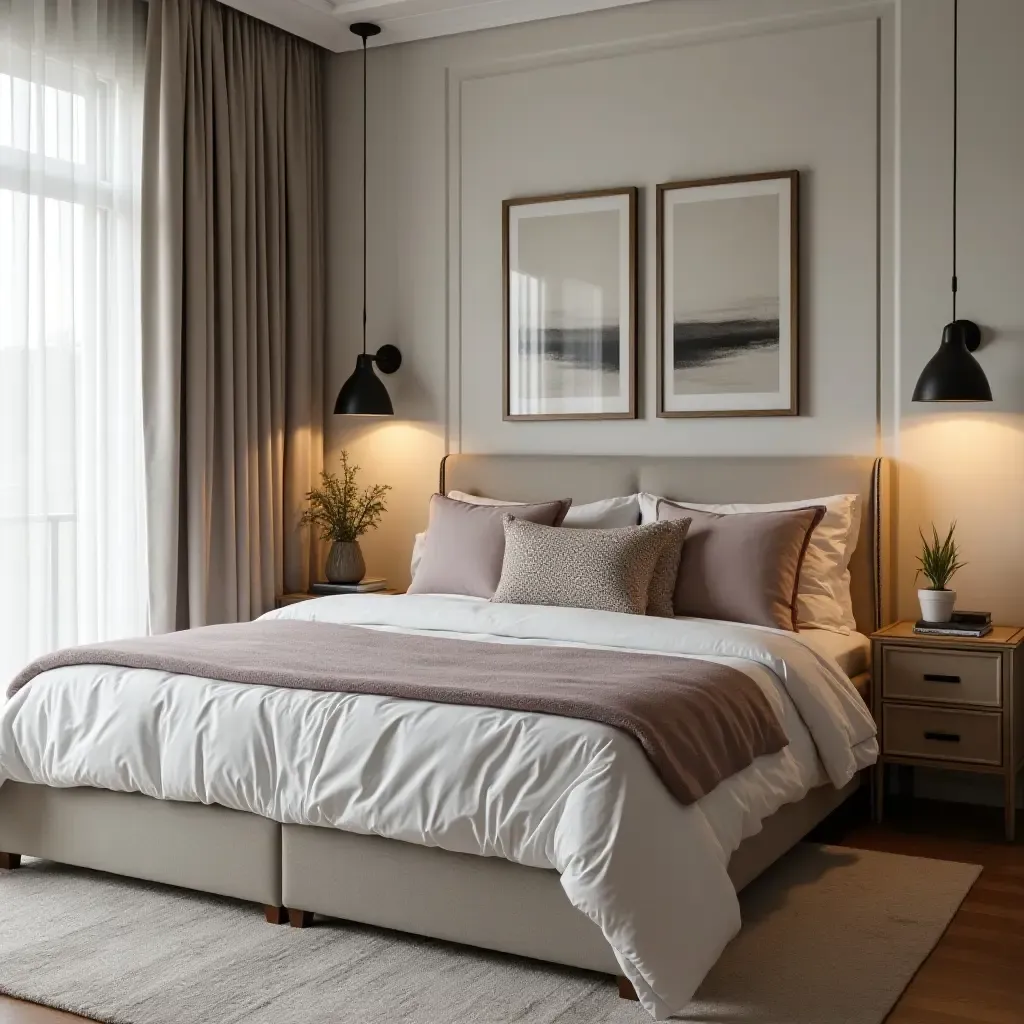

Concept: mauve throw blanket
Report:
left=7, top=621, right=788, bottom=804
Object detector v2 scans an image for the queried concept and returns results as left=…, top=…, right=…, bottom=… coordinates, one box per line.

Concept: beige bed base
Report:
left=0, top=774, right=859, bottom=976
left=0, top=453, right=890, bottom=988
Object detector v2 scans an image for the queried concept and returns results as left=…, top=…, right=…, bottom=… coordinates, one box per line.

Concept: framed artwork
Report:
left=657, top=171, right=799, bottom=417
left=503, top=187, right=637, bottom=421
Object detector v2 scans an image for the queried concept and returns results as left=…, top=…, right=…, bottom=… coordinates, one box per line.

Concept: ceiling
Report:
left=219, top=0, right=655, bottom=53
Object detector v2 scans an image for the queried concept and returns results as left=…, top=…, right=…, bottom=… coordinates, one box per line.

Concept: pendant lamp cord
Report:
left=951, top=0, right=958, bottom=321
left=361, top=33, right=368, bottom=356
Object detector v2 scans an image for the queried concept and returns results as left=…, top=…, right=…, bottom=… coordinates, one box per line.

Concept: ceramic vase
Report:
left=326, top=541, right=365, bottom=584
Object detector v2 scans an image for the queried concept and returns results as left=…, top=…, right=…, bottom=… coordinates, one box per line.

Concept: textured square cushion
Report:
left=491, top=517, right=690, bottom=617
left=657, top=500, right=825, bottom=630
left=641, top=491, right=860, bottom=633
left=646, top=517, right=692, bottom=617
left=409, top=494, right=571, bottom=599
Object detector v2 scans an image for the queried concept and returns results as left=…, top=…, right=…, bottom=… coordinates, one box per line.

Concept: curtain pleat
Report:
left=141, top=0, right=324, bottom=632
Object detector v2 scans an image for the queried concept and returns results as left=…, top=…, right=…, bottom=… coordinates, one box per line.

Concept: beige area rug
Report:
left=0, top=844, right=979, bottom=1024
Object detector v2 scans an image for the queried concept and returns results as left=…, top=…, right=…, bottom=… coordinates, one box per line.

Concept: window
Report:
left=0, top=9, right=147, bottom=685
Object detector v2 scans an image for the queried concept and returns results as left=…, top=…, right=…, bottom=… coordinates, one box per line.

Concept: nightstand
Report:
left=276, top=589, right=402, bottom=608
left=871, top=621, right=1024, bottom=841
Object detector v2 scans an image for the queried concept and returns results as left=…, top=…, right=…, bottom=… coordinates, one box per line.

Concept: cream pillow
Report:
left=639, top=491, right=860, bottom=634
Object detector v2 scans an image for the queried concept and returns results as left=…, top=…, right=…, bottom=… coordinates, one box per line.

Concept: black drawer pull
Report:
left=924, top=731, right=961, bottom=743
left=923, top=673, right=961, bottom=684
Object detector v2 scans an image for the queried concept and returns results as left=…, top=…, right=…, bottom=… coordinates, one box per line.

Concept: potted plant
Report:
left=300, top=451, right=390, bottom=584
left=916, top=522, right=965, bottom=622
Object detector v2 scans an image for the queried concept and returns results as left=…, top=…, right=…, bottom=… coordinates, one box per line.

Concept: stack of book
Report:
left=311, top=578, right=388, bottom=595
left=914, top=610, right=992, bottom=638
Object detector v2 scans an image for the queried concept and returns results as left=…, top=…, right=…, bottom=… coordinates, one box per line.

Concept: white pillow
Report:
left=449, top=491, right=640, bottom=529
left=411, top=492, right=641, bottom=578
left=639, top=491, right=861, bottom=634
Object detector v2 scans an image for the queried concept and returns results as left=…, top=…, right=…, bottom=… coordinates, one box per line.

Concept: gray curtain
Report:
left=141, top=0, right=324, bottom=632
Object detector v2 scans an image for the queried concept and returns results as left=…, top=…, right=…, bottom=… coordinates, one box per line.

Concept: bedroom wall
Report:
left=323, top=0, right=1024, bottom=628
left=895, top=0, right=1024, bottom=626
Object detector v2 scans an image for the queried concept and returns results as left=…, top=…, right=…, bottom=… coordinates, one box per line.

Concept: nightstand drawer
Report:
left=882, top=647, right=1001, bottom=707
left=883, top=703, right=1002, bottom=766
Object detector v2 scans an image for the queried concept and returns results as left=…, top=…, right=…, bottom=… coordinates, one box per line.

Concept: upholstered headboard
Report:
left=440, top=454, right=894, bottom=634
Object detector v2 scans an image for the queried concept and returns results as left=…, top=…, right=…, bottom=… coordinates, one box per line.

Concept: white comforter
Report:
left=0, top=595, right=877, bottom=1018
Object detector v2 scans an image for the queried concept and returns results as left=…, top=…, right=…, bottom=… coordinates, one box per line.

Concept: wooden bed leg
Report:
left=616, top=976, right=639, bottom=1001
left=288, top=908, right=315, bottom=929
left=0, top=853, right=21, bottom=870
left=263, top=905, right=287, bottom=925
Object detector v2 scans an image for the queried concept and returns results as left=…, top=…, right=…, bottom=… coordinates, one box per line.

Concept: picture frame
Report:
left=502, top=187, right=638, bottom=421
left=656, top=171, right=799, bottom=418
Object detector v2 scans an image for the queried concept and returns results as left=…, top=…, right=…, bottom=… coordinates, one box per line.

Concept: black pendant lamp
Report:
left=334, top=22, right=401, bottom=417
left=912, top=0, right=991, bottom=404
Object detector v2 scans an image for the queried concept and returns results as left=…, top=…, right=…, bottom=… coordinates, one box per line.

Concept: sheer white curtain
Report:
left=0, top=0, right=148, bottom=685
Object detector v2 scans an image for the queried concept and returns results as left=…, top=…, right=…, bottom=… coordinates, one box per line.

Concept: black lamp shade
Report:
left=912, top=321, right=992, bottom=403
left=334, top=353, right=394, bottom=416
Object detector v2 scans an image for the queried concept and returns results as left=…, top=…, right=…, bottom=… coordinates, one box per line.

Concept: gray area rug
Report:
left=0, top=844, right=979, bottom=1024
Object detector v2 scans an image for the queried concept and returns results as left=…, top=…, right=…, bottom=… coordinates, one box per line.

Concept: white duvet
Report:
left=0, top=595, right=877, bottom=1019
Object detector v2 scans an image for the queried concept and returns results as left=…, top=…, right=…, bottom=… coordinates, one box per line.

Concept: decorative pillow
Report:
left=411, top=492, right=640, bottom=578
left=408, top=494, right=571, bottom=599
left=657, top=500, right=825, bottom=631
left=641, top=491, right=860, bottom=633
left=646, top=517, right=692, bottom=618
left=491, top=518, right=689, bottom=617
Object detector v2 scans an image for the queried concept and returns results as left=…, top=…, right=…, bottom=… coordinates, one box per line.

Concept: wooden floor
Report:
left=815, top=797, right=1024, bottom=1024
left=1, top=797, right=1021, bottom=1024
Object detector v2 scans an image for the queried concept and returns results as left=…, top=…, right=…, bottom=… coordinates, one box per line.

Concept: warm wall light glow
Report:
left=326, top=420, right=445, bottom=484
left=351, top=420, right=441, bottom=456
left=901, top=412, right=1021, bottom=461
left=898, top=412, right=1024, bottom=624
left=324, top=419, right=446, bottom=590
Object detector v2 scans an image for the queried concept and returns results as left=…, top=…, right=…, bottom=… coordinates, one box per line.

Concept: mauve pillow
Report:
left=408, top=494, right=571, bottom=599
left=410, top=493, right=639, bottom=579
left=640, top=491, right=860, bottom=634
left=657, top=500, right=825, bottom=631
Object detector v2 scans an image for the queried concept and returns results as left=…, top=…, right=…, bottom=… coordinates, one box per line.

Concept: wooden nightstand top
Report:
left=873, top=620, right=1024, bottom=649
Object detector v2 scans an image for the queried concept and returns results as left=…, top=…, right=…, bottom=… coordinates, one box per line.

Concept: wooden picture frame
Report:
left=656, top=171, right=799, bottom=418
left=502, top=187, right=638, bottom=421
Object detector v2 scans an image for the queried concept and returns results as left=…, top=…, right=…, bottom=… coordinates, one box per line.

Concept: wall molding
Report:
left=448, top=1, right=893, bottom=83
left=444, top=0, right=896, bottom=453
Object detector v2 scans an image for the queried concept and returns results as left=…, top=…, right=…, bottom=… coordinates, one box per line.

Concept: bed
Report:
left=0, top=454, right=892, bottom=1019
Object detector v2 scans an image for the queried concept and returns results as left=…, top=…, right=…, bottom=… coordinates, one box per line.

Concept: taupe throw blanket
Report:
left=8, top=622, right=788, bottom=805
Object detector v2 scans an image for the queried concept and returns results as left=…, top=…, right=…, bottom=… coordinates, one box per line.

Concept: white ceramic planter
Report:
left=918, top=588, right=956, bottom=623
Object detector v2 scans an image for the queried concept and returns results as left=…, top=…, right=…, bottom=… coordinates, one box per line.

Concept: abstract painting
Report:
left=503, top=188, right=637, bottom=420
left=657, top=171, right=798, bottom=417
